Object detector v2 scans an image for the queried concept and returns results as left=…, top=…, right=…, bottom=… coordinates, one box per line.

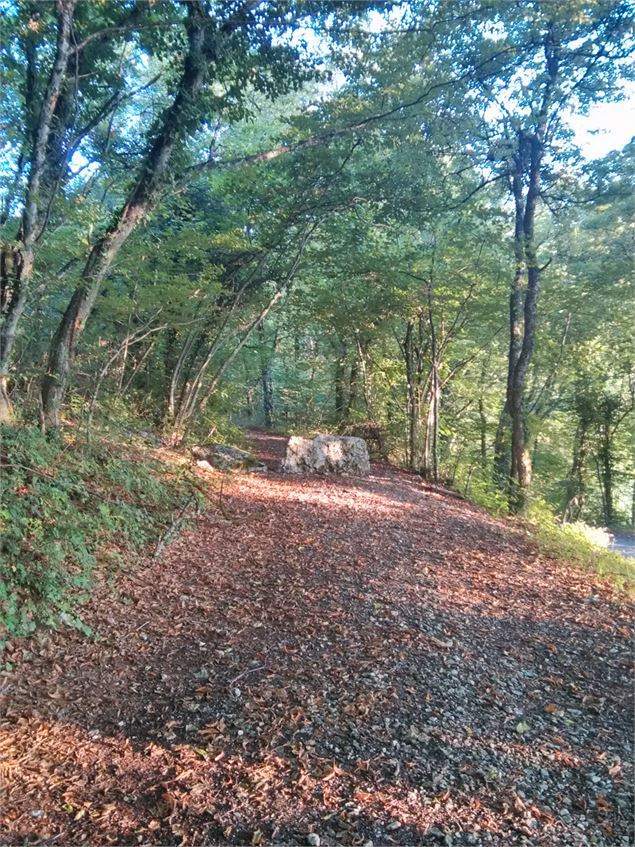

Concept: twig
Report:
left=228, top=664, right=266, bottom=690
left=153, top=494, right=199, bottom=559
left=217, top=471, right=233, bottom=520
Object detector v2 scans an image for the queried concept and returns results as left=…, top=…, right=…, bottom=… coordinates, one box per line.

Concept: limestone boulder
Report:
left=281, top=434, right=370, bottom=476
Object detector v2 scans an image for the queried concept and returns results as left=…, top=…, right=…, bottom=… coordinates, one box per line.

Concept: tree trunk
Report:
left=493, top=406, right=511, bottom=487
left=41, top=4, right=208, bottom=428
left=334, top=339, right=348, bottom=422
left=422, top=385, right=434, bottom=479
left=508, top=134, right=543, bottom=514
left=346, top=356, right=360, bottom=419
left=478, top=397, right=487, bottom=465
left=356, top=334, right=372, bottom=415
left=598, top=410, right=615, bottom=526
left=0, top=0, right=76, bottom=421
left=502, top=33, right=560, bottom=512
left=404, top=319, right=417, bottom=469
left=261, top=360, right=274, bottom=427
left=562, top=420, right=588, bottom=522
left=258, top=322, right=274, bottom=427
left=427, top=282, right=439, bottom=483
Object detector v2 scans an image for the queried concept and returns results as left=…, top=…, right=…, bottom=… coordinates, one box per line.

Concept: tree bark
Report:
left=508, top=133, right=542, bottom=514
left=42, top=2, right=206, bottom=429
left=41, top=2, right=209, bottom=429
left=334, top=338, right=348, bottom=421
left=501, top=30, right=560, bottom=513
left=258, top=321, right=274, bottom=427
left=427, top=282, right=440, bottom=483
left=404, top=319, right=416, bottom=469
left=0, top=0, right=76, bottom=421
left=597, top=401, right=615, bottom=526
left=562, top=417, right=589, bottom=522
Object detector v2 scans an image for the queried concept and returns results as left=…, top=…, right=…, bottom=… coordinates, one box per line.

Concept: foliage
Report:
left=0, top=423, right=204, bottom=637
left=525, top=501, right=635, bottom=590
left=0, top=0, right=633, bottom=626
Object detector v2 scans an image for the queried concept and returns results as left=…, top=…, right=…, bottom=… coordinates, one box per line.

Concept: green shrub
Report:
left=525, top=501, right=635, bottom=589
left=0, top=424, right=203, bottom=637
left=455, top=466, right=508, bottom=515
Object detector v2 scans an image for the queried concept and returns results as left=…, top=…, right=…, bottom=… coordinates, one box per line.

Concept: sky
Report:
left=569, top=94, right=635, bottom=160
left=297, top=12, right=635, bottom=164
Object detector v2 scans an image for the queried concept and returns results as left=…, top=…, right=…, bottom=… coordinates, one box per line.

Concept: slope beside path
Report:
left=1, top=432, right=632, bottom=846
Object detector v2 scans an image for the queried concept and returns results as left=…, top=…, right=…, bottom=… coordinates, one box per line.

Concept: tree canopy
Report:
left=1, top=0, right=633, bottom=524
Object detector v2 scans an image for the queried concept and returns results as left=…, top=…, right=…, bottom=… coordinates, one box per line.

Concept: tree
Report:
left=471, top=0, right=635, bottom=512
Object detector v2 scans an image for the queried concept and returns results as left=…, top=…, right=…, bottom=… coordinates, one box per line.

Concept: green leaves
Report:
left=0, top=424, right=200, bottom=637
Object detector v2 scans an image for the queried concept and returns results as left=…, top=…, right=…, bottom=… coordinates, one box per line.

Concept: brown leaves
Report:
left=0, top=430, right=633, bottom=845
left=319, top=763, right=346, bottom=782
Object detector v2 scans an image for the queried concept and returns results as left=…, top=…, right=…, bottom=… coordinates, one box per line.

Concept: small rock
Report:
left=192, top=443, right=266, bottom=472
left=307, top=834, right=320, bottom=847
left=387, top=820, right=401, bottom=831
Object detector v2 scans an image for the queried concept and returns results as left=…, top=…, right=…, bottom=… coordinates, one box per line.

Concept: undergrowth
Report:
left=0, top=423, right=205, bottom=638
left=454, top=469, right=634, bottom=589
left=525, top=503, right=635, bottom=590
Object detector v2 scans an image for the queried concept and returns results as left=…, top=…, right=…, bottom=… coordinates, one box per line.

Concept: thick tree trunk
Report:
left=502, top=34, right=559, bottom=513
left=0, top=0, right=76, bottom=421
left=41, top=4, right=208, bottom=429
left=507, top=135, right=543, bottom=514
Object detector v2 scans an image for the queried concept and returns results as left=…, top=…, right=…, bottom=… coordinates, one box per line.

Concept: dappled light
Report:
left=1, top=434, right=631, bottom=844
left=1, top=1, right=633, bottom=844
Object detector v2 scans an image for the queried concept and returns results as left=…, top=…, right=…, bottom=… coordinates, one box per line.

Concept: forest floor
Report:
left=1, top=431, right=633, bottom=847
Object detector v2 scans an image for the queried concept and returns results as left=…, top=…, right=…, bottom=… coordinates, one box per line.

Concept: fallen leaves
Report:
left=0, top=431, right=632, bottom=846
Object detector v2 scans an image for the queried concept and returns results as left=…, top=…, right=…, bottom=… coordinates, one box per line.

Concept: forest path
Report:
left=1, top=432, right=633, bottom=846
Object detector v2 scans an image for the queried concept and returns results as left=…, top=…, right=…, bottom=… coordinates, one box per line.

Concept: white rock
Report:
left=281, top=435, right=370, bottom=476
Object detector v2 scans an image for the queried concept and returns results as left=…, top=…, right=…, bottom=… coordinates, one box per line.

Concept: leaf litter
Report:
left=0, top=432, right=632, bottom=846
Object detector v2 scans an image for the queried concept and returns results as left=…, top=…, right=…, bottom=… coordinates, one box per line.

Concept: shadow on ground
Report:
left=1, top=433, right=632, bottom=846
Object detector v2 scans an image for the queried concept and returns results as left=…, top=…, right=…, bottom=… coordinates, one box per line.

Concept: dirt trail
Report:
left=1, top=432, right=633, bottom=846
